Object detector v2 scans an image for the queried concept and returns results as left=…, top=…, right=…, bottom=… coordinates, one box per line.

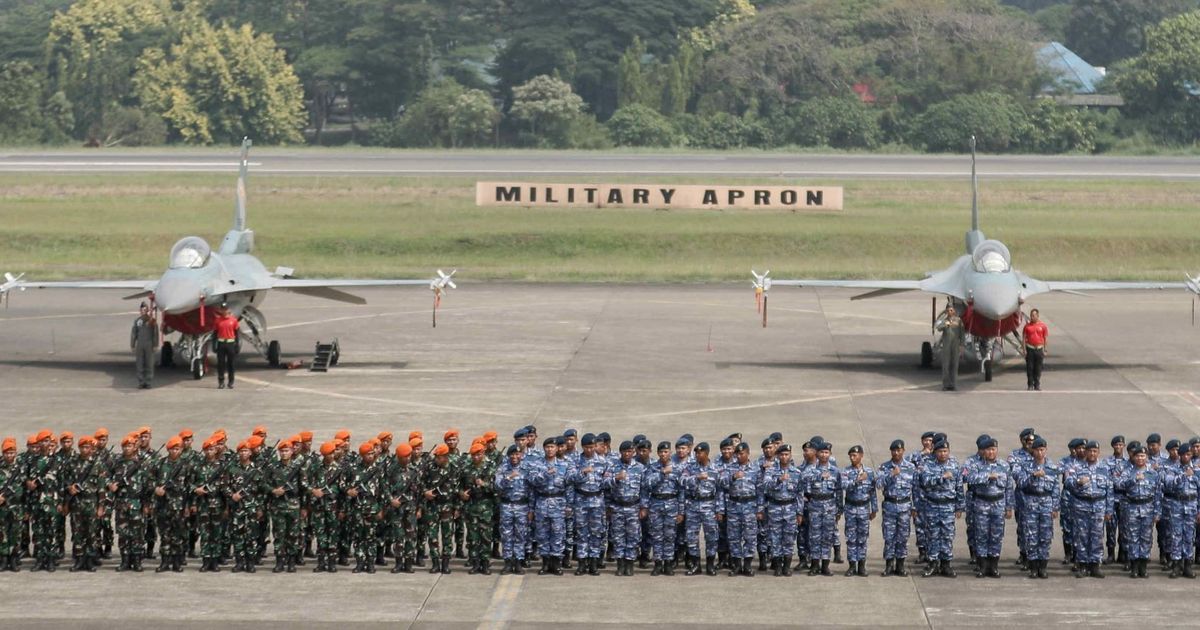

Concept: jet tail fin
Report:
left=234, top=137, right=251, bottom=231
left=964, top=135, right=984, bottom=253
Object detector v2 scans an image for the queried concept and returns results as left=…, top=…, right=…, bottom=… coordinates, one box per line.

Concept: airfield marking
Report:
left=637, top=298, right=929, bottom=327
left=235, top=374, right=523, bottom=418
left=269, top=300, right=601, bottom=331
left=478, top=575, right=524, bottom=630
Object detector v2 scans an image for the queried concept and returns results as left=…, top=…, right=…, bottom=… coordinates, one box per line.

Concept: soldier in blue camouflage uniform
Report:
left=1145, top=433, right=1168, bottom=567
left=63, top=435, right=107, bottom=572
left=227, top=441, right=265, bottom=573
left=1007, top=428, right=1035, bottom=570
left=604, top=441, right=645, bottom=576
left=841, top=445, right=876, bottom=577
left=720, top=442, right=761, bottom=576
left=1116, top=442, right=1161, bottom=578
left=802, top=441, right=843, bottom=576
left=909, top=432, right=936, bottom=563
left=919, top=438, right=963, bottom=578
left=1067, top=440, right=1114, bottom=578
left=150, top=437, right=190, bottom=573
left=644, top=441, right=682, bottom=576
left=1013, top=436, right=1059, bottom=579
left=762, top=443, right=803, bottom=577
left=877, top=439, right=916, bottom=577
left=682, top=442, right=723, bottom=576
left=568, top=433, right=607, bottom=575
left=495, top=445, right=530, bottom=575
left=1163, top=444, right=1199, bottom=578
left=713, top=437, right=737, bottom=570
left=633, top=437, right=654, bottom=567
left=754, top=436, right=778, bottom=571
left=965, top=436, right=1013, bottom=578
left=1102, top=435, right=1128, bottom=566
left=1058, top=438, right=1086, bottom=565
left=530, top=437, right=572, bottom=575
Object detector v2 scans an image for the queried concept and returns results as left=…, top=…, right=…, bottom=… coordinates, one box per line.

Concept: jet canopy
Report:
left=971, top=240, right=1011, bottom=273
left=169, top=237, right=211, bottom=269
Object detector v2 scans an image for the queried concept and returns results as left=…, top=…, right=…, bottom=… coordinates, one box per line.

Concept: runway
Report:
left=1, top=149, right=1198, bottom=179
left=2, top=284, right=1199, bottom=628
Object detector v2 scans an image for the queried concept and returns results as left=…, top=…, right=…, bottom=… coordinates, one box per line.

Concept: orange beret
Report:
left=137, top=426, right=151, bottom=436
left=472, top=436, right=485, bottom=446
left=289, top=435, right=301, bottom=446
left=252, top=425, right=267, bottom=437
left=35, top=430, right=53, bottom=442
left=120, top=435, right=137, bottom=447
left=94, top=428, right=109, bottom=438
left=319, top=441, right=336, bottom=456
left=26, top=435, right=38, bottom=446
left=335, top=430, right=351, bottom=441
left=3, top=438, right=17, bottom=452
left=377, top=431, right=393, bottom=441
left=178, top=429, right=193, bottom=439
left=214, top=429, right=227, bottom=438
left=483, top=431, right=498, bottom=442
left=432, top=444, right=449, bottom=456
left=408, top=430, right=422, bottom=441
left=201, top=438, right=215, bottom=450
left=78, top=436, right=95, bottom=447
left=248, top=436, right=264, bottom=448
left=278, top=440, right=294, bottom=451
left=166, top=436, right=182, bottom=449
left=237, top=440, right=251, bottom=451
left=469, top=443, right=485, bottom=455
left=358, top=442, right=374, bottom=456
left=299, top=431, right=314, bottom=442
left=60, top=431, right=74, bottom=441
left=333, top=438, right=346, bottom=447
left=396, top=443, right=413, bottom=458
left=444, top=429, right=459, bottom=441
left=409, top=437, right=423, bottom=448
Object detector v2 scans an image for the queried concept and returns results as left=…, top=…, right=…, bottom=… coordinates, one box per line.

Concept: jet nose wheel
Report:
left=920, top=342, right=933, bottom=368
left=160, top=341, right=174, bottom=368
left=267, top=340, right=281, bottom=367
left=191, top=356, right=205, bottom=380
left=983, top=359, right=993, bottom=382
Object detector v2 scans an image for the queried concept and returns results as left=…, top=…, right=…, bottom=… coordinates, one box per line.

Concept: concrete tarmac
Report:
left=2, top=284, right=1200, bottom=628
left=1, top=149, right=1199, bottom=179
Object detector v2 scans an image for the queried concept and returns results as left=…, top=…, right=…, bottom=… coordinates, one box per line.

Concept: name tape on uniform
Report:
left=476, top=182, right=843, bottom=211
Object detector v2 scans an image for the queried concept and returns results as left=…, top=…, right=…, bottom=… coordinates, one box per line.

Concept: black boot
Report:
left=469, top=558, right=480, bottom=575
left=857, top=559, right=868, bottom=577
left=686, top=555, right=702, bottom=576
left=882, top=558, right=894, bottom=577
left=113, top=552, right=127, bottom=572
left=441, top=555, right=451, bottom=575
left=69, top=555, right=86, bottom=573
left=844, top=560, right=856, bottom=577
left=272, top=555, right=285, bottom=573
left=663, top=558, right=675, bottom=576
left=500, top=558, right=513, bottom=575
left=364, top=556, right=375, bottom=574
left=537, top=557, right=549, bottom=575
left=1029, top=558, right=1039, bottom=579
left=1090, top=562, right=1104, bottom=578
left=199, top=557, right=211, bottom=573
left=741, top=557, right=753, bottom=577
left=481, top=558, right=491, bottom=575
left=315, top=554, right=328, bottom=573
left=390, top=555, right=405, bottom=574
left=589, top=556, right=600, bottom=576
left=352, top=558, right=365, bottom=574
left=131, top=554, right=143, bottom=572
left=492, top=541, right=501, bottom=559
left=9, top=553, right=20, bottom=572
left=705, top=555, right=716, bottom=576
left=1106, top=546, right=1115, bottom=565
left=988, top=556, right=1001, bottom=578
left=324, top=553, right=335, bottom=573
left=974, top=555, right=985, bottom=578
left=1185, top=558, right=1197, bottom=579
left=655, top=560, right=665, bottom=577
left=808, top=559, right=820, bottom=576
left=783, top=555, right=794, bottom=577
left=895, top=558, right=909, bottom=577
left=87, top=554, right=99, bottom=572
left=940, top=559, right=955, bottom=578
left=1170, top=559, right=1181, bottom=579
left=551, top=555, right=563, bottom=576
left=155, top=554, right=170, bottom=573
left=1062, top=542, right=1073, bottom=565
left=286, top=556, right=296, bottom=573
left=833, top=545, right=843, bottom=564
left=639, top=550, right=649, bottom=569
left=575, top=555, right=587, bottom=576
left=1073, top=562, right=1084, bottom=578
left=820, top=559, right=832, bottom=576
left=513, top=558, right=525, bottom=575
left=758, top=552, right=768, bottom=572
left=233, top=556, right=246, bottom=573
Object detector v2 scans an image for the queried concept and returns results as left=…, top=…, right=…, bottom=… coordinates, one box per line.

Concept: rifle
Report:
left=65, top=455, right=102, bottom=510
left=194, top=459, right=228, bottom=496
left=271, top=459, right=304, bottom=504
left=113, top=442, right=165, bottom=497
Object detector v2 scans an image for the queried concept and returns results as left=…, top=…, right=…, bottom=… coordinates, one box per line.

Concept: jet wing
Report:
left=1017, top=272, right=1186, bottom=298
left=7, top=279, right=157, bottom=292
left=270, top=273, right=455, bottom=306
left=760, top=279, right=924, bottom=301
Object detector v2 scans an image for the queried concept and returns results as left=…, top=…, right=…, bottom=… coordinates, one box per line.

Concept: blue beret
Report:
left=554, top=436, right=566, bottom=447
left=1068, top=438, right=1084, bottom=449
left=619, top=440, right=634, bottom=451
left=657, top=441, right=671, bottom=451
left=597, top=432, right=611, bottom=443
left=1147, top=433, right=1162, bottom=444
left=632, top=434, right=646, bottom=443
left=1189, top=437, right=1200, bottom=446
left=735, top=442, right=749, bottom=453
left=524, top=425, right=536, bottom=433
left=1167, top=439, right=1182, bottom=450
left=761, top=438, right=772, bottom=448
left=934, top=432, right=947, bottom=443
left=776, top=444, right=792, bottom=454
left=580, top=433, right=596, bottom=446
left=514, top=427, right=528, bottom=439
left=675, top=438, right=690, bottom=448
left=1127, top=440, right=1142, bottom=451
left=1111, top=435, right=1125, bottom=446
left=563, top=428, right=577, bottom=438
left=816, top=441, right=832, bottom=451
left=694, top=442, right=709, bottom=453
left=727, top=433, right=742, bottom=441
left=982, top=437, right=998, bottom=449
left=847, top=445, right=862, bottom=455
left=543, top=437, right=555, bottom=447
left=975, top=434, right=991, bottom=449
left=1084, top=440, right=1099, bottom=449
left=681, top=433, right=693, bottom=442
left=933, top=439, right=948, bottom=451
left=719, top=437, right=733, bottom=448
left=506, top=444, right=520, bottom=456
left=638, top=439, right=652, bottom=449
left=1020, top=428, right=1036, bottom=439
left=1129, top=445, right=1145, bottom=456
left=801, top=441, right=812, bottom=450
left=889, top=440, right=905, bottom=451
left=1031, top=437, right=1047, bottom=449
left=769, top=432, right=783, bottom=442
left=809, top=435, right=825, bottom=445
left=921, top=431, right=936, bottom=440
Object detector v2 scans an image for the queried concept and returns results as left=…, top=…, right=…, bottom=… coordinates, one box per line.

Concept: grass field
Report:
left=2, top=172, right=1199, bottom=282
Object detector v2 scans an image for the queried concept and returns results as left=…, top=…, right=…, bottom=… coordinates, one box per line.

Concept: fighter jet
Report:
left=1, top=139, right=457, bottom=379
left=752, top=137, right=1184, bottom=381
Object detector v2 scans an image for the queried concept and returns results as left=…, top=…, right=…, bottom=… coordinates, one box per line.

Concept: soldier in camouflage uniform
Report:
left=460, top=442, right=496, bottom=574
left=495, top=445, right=530, bottom=575
left=108, top=434, right=150, bottom=572
left=373, top=432, right=394, bottom=566
left=51, top=432, right=74, bottom=563
left=483, top=432, right=503, bottom=559
left=17, top=435, right=38, bottom=560
left=27, top=431, right=60, bottom=572
left=387, top=443, right=420, bottom=573
left=333, top=431, right=354, bottom=566
left=346, top=442, right=384, bottom=574
left=266, top=440, right=304, bottom=573
left=305, top=441, right=341, bottom=573
left=64, top=435, right=108, bottom=572
left=136, top=427, right=160, bottom=561
left=441, top=430, right=468, bottom=560
left=151, top=437, right=190, bottom=572
left=294, top=432, right=316, bottom=559
left=227, top=440, right=265, bottom=573
left=191, top=437, right=228, bottom=572
left=178, top=429, right=201, bottom=558
left=0, top=437, right=23, bottom=571
left=94, top=429, right=115, bottom=559
left=421, top=444, right=459, bottom=574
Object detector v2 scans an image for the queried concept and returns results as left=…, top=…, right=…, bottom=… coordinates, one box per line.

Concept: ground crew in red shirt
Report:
left=1022, top=308, right=1048, bottom=391
left=213, top=306, right=240, bottom=389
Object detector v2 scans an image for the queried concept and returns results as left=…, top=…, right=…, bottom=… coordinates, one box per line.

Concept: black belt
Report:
left=806, top=493, right=834, bottom=501
left=926, top=496, right=957, bottom=505
left=501, top=498, right=528, bottom=505
left=689, top=494, right=715, bottom=501
left=845, top=498, right=870, bottom=507
left=610, top=498, right=639, bottom=507
left=1071, top=494, right=1103, bottom=503
left=1125, top=496, right=1153, bottom=505
left=1166, top=493, right=1197, bottom=501
left=768, top=497, right=797, bottom=506
left=729, top=495, right=756, bottom=503
left=576, top=489, right=602, bottom=497
left=540, top=492, right=564, bottom=498
left=973, top=494, right=1005, bottom=503
left=884, top=496, right=911, bottom=504
left=651, top=493, right=678, bottom=500
left=1022, top=489, right=1049, bottom=497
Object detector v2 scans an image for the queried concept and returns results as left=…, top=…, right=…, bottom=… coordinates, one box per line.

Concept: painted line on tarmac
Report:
left=0, top=310, right=137, bottom=322
left=0, top=161, right=262, bottom=167
left=478, top=575, right=523, bottom=630
left=638, top=298, right=928, bottom=327
left=235, top=374, right=522, bottom=418
left=270, top=300, right=595, bottom=331
left=593, top=384, right=933, bottom=420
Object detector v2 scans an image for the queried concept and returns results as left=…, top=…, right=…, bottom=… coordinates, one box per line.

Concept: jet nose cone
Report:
left=156, top=275, right=202, bottom=314
left=971, top=282, right=1019, bottom=321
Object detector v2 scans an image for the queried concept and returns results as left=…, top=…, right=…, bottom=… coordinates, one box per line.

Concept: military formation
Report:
left=1, top=424, right=1199, bottom=580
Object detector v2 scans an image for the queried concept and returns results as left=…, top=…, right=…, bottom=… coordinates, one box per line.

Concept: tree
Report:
left=390, top=78, right=497, bottom=147
left=661, top=59, right=687, bottom=116
left=0, top=1, right=73, bottom=64
left=1114, top=10, right=1200, bottom=143
left=617, top=37, right=648, bottom=108
left=606, top=104, right=677, bottom=146
left=134, top=22, right=305, bottom=144
left=0, top=61, right=46, bottom=144
left=509, top=74, right=586, bottom=147
left=1064, top=0, right=1200, bottom=67
left=448, top=89, right=500, bottom=147
left=787, top=96, right=882, bottom=148
left=914, top=91, right=1028, bottom=152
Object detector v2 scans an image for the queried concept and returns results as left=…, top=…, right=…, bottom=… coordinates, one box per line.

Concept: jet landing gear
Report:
left=920, top=341, right=934, bottom=368
left=175, top=334, right=212, bottom=380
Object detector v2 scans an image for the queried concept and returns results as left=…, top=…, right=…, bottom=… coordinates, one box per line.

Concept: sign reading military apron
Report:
left=477, top=183, right=843, bottom=211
